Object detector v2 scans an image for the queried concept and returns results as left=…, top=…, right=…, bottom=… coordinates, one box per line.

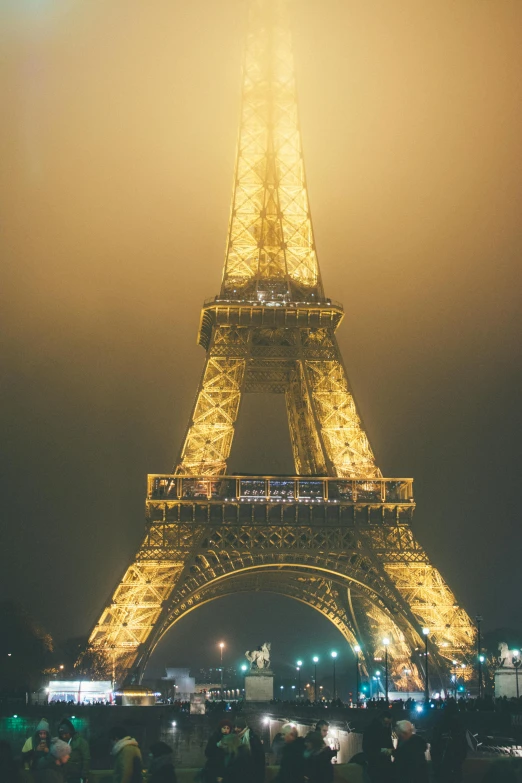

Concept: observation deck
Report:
left=198, top=297, right=344, bottom=350
left=146, top=474, right=415, bottom=526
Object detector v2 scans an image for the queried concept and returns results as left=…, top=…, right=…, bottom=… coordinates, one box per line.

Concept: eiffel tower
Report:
left=88, top=0, right=475, bottom=688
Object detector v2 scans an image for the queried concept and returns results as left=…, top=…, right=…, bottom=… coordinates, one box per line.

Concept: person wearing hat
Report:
left=35, top=738, right=71, bottom=783
left=148, top=741, right=177, bottom=783
left=22, top=719, right=51, bottom=771
left=202, top=718, right=234, bottom=782
left=58, top=718, right=90, bottom=783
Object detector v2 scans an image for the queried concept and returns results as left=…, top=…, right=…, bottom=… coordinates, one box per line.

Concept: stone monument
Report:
left=494, top=642, right=522, bottom=698
left=244, top=642, right=274, bottom=702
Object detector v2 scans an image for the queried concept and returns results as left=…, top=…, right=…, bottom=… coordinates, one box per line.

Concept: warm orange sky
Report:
left=1, top=0, right=521, bottom=665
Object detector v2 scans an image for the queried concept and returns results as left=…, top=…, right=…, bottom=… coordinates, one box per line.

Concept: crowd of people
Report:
left=0, top=717, right=177, bottom=783
left=0, top=700, right=504, bottom=783
left=362, top=705, right=468, bottom=783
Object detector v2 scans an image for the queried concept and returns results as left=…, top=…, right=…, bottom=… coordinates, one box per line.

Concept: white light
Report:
left=172, top=721, right=177, bottom=727
left=331, top=651, right=338, bottom=659
left=383, top=637, right=390, bottom=646
left=415, top=704, right=423, bottom=713
left=313, top=656, right=319, bottom=663
left=354, top=645, right=361, bottom=653
left=263, top=717, right=270, bottom=724
left=422, top=627, right=430, bottom=636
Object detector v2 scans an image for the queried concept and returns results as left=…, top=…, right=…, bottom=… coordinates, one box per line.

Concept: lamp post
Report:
left=219, top=642, right=225, bottom=696
left=331, top=651, right=338, bottom=701
left=313, top=656, right=319, bottom=702
left=422, top=628, right=430, bottom=703
left=354, top=645, right=361, bottom=706
left=452, top=661, right=458, bottom=700
left=372, top=671, right=381, bottom=699
left=476, top=615, right=483, bottom=699
left=296, top=661, right=302, bottom=699
left=383, top=638, right=390, bottom=703
left=513, top=651, right=521, bottom=699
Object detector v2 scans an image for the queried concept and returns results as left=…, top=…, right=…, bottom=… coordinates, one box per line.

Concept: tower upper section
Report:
left=221, top=0, right=323, bottom=304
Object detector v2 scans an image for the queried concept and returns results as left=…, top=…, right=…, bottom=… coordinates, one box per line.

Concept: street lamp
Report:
left=296, top=661, right=303, bottom=699
left=452, top=661, right=458, bottom=699
left=219, top=642, right=225, bottom=696
left=372, top=671, right=381, bottom=699
left=476, top=615, right=483, bottom=698
left=422, top=628, right=430, bottom=703
left=313, top=656, right=319, bottom=702
left=513, top=650, right=521, bottom=699
left=383, top=638, right=390, bottom=702
left=331, top=651, right=338, bottom=701
left=354, top=645, right=361, bottom=706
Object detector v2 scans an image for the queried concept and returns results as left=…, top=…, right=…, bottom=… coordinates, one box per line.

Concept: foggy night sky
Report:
left=1, top=0, right=522, bottom=677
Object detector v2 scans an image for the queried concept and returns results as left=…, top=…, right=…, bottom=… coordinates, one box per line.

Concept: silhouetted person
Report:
left=392, top=721, right=428, bottom=783
left=0, top=741, right=18, bottom=783
left=203, top=719, right=233, bottom=783
left=22, top=719, right=51, bottom=771
left=275, top=723, right=305, bottom=783
left=35, top=739, right=71, bottom=783
left=233, top=717, right=265, bottom=783
left=148, top=742, right=177, bottom=783
left=362, top=711, right=393, bottom=783
left=108, top=726, right=143, bottom=783
left=431, top=702, right=468, bottom=782
left=304, top=731, right=334, bottom=783
left=58, top=718, right=90, bottom=783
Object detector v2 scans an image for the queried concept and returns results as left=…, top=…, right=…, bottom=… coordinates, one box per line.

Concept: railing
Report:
left=147, top=475, right=414, bottom=504
left=203, top=296, right=344, bottom=310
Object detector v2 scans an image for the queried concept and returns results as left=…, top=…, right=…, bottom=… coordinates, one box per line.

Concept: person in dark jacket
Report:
left=362, top=711, right=393, bottom=783
left=430, top=702, right=468, bottom=782
left=58, top=718, right=90, bottom=783
left=203, top=718, right=233, bottom=783
left=304, top=731, right=334, bottom=783
left=0, top=741, right=19, bottom=783
left=275, top=723, right=306, bottom=783
left=35, top=739, right=71, bottom=783
left=148, top=742, right=177, bottom=783
left=233, top=717, right=265, bottom=783
left=22, top=718, right=51, bottom=771
left=392, top=721, right=428, bottom=783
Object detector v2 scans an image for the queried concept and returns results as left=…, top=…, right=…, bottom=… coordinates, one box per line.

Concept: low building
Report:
left=46, top=680, right=113, bottom=704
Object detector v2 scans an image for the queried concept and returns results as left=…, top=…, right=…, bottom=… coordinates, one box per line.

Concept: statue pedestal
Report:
left=245, top=671, right=274, bottom=702
left=495, top=667, right=521, bottom=698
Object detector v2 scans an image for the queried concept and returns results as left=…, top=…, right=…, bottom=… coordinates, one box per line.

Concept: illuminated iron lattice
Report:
left=86, top=0, right=476, bottom=687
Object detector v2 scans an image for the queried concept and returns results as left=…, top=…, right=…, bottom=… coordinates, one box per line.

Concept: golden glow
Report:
left=86, top=0, right=476, bottom=685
